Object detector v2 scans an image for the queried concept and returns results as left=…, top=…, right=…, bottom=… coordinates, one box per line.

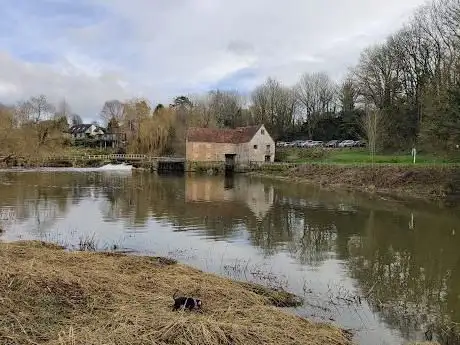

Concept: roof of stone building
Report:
left=186, top=125, right=262, bottom=144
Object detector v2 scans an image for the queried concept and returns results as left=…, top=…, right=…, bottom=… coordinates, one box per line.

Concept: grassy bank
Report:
left=252, top=163, right=460, bottom=202
left=276, top=147, right=460, bottom=165
left=0, top=241, right=352, bottom=345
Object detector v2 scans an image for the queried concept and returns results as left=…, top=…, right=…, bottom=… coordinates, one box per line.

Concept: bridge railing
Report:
left=43, top=154, right=186, bottom=162
left=85, top=154, right=148, bottom=160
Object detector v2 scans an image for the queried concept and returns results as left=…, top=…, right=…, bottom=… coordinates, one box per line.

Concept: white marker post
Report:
left=411, top=147, right=417, bottom=164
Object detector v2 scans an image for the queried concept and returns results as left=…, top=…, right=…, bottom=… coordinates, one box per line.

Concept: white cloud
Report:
left=0, top=0, right=428, bottom=120
left=0, top=52, right=130, bottom=122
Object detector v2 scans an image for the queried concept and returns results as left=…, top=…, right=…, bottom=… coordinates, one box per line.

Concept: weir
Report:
left=157, top=160, right=185, bottom=173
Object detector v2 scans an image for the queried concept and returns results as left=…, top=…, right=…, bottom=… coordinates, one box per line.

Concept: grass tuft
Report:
left=237, top=282, right=303, bottom=307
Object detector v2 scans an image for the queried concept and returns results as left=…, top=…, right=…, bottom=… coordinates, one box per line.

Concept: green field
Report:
left=276, top=148, right=460, bottom=165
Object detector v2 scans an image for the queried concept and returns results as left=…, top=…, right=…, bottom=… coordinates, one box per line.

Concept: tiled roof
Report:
left=186, top=125, right=262, bottom=144
left=69, top=124, right=92, bottom=134
left=68, top=124, right=107, bottom=134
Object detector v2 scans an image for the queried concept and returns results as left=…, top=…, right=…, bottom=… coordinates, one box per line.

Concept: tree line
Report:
left=93, top=78, right=362, bottom=156
left=164, top=0, right=460, bottom=153
left=1, top=0, right=459, bottom=158
left=0, top=96, right=77, bottom=159
left=178, top=0, right=460, bottom=153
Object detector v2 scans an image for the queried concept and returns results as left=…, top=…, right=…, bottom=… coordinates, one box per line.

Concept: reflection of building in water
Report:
left=185, top=176, right=274, bottom=220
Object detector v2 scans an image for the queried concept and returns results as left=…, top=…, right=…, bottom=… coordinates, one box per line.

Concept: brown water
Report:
left=1, top=168, right=460, bottom=345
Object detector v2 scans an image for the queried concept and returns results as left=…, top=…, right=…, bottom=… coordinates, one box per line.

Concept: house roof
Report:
left=68, top=124, right=106, bottom=134
left=69, top=124, right=92, bottom=134
left=186, top=125, right=262, bottom=144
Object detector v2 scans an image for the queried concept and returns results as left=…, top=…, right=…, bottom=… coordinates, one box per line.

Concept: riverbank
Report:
left=250, top=164, right=460, bottom=203
left=3, top=154, right=460, bottom=204
left=0, top=240, right=352, bottom=345
left=275, top=147, right=460, bottom=165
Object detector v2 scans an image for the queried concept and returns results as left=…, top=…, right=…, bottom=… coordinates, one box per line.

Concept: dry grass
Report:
left=0, top=241, right=352, bottom=345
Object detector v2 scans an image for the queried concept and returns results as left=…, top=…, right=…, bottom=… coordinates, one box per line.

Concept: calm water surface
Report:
left=1, top=169, right=460, bottom=345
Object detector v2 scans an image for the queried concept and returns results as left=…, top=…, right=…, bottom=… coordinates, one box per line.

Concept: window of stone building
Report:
left=266, top=145, right=270, bottom=150
left=254, top=145, right=258, bottom=149
left=261, top=129, right=265, bottom=135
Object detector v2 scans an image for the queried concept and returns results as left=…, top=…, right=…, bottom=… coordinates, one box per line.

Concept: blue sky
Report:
left=0, top=0, right=427, bottom=122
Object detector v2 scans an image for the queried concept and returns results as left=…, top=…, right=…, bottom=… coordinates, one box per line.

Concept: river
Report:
left=0, top=168, right=459, bottom=345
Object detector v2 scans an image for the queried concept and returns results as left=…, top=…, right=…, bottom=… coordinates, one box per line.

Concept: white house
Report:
left=68, top=124, right=105, bottom=140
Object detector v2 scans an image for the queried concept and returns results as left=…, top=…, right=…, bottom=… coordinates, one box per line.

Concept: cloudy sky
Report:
left=0, top=0, right=428, bottom=122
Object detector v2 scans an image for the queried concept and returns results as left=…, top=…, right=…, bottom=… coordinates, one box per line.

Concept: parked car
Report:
left=300, top=140, right=313, bottom=147
left=276, top=141, right=288, bottom=147
left=339, top=140, right=355, bottom=148
left=353, top=140, right=366, bottom=147
left=294, top=140, right=303, bottom=147
left=310, top=141, right=323, bottom=147
left=325, top=140, right=339, bottom=148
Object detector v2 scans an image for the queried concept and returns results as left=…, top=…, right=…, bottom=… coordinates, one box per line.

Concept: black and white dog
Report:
left=172, top=290, right=202, bottom=311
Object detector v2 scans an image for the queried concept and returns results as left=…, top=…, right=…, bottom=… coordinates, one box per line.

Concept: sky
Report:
left=0, top=0, right=428, bottom=122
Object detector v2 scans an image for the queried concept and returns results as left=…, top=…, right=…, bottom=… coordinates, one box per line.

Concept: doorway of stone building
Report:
left=225, top=154, right=236, bottom=173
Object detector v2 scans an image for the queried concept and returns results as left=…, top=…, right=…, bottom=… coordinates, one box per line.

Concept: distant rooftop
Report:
left=68, top=124, right=105, bottom=134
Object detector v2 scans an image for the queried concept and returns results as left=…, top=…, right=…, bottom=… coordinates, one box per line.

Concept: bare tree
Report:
left=121, top=98, right=152, bottom=147
left=360, top=106, right=383, bottom=163
left=14, top=100, right=34, bottom=126
left=118, top=98, right=177, bottom=155
left=70, top=113, right=83, bottom=126
left=352, top=44, right=400, bottom=110
left=100, top=100, right=124, bottom=124
left=251, top=77, right=297, bottom=139
left=339, top=78, right=359, bottom=112
left=14, top=95, right=54, bottom=126
left=55, top=99, right=72, bottom=122
left=29, top=95, right=55, bottom=123
left=208, top=89, right=244, bottom=128
left=296, top=72, right=337, bottom=138
left=0, top=107, right=16, bottom=155
left=188, top=93, right=218, bottom=128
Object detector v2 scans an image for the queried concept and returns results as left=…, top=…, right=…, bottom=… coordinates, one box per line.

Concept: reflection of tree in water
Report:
left=233, top=178, right=460, bottom=343
left=0, top=173, right=76, bottom=233
left=97, top=174, right=337, bottom=260
left=266, top=200, right=337, bottom=265
left=346, top=208, right=460, bottom=343
left=99, top=173, right=250, bottom=236
left=99, top=174, right=347, bottom=264
left=0, top=172, right=134, bottom=233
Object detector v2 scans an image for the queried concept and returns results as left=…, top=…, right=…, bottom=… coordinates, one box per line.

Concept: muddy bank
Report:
left=250, top=164, right=460, bottom=203
left=0, top=240, right=351, bottom=345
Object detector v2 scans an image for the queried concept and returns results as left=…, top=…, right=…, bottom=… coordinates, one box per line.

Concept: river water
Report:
left=1, top=169, right=459, bottom=345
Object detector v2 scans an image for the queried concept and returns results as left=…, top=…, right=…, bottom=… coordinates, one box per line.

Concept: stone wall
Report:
left=247, top=126, right=275, bottom=163
left=186, top=142, right=237, bottom=162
